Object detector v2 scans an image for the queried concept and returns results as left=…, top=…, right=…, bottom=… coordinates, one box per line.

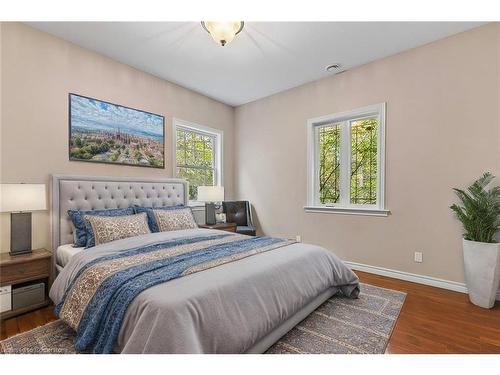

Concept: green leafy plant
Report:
left=450, top=172, right=500, bottom=243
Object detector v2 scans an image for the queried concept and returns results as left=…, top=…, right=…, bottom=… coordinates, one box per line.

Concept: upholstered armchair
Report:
left=222, top=201, right=256, bottom=236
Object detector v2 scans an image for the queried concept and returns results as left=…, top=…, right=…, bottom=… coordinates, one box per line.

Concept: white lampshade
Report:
left=197, top=186, right=224, bottom=202
left=0, top=184, right=47, bottom=212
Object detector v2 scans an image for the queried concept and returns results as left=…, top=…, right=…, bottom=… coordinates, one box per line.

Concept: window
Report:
left=173, top=119, right=222, bottom=202
left=306, top=103, right=388, bottom=216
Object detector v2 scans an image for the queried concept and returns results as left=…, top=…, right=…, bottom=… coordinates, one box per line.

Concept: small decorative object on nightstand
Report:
left=198, top=222, right=237, bottom=233
left=197, top=186, right=224, bottom=225
left=0, top=249, right=52, bottom=320
left=215, top=212, right=226, bottom=223
left=0, top=183, right=47, bottom=256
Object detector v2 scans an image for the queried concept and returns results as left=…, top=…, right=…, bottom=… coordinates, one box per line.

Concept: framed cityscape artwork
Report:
left=69, top=93, right=165, bottom=168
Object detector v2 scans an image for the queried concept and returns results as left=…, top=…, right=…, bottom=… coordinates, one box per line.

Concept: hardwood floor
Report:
left=1, top=271, right=499, bottom=353
left=358, top=271, right=500, bottom=353
left=1, top=305, right=57, bottom=341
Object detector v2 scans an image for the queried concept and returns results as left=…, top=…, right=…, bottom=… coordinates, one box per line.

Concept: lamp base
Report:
left=9, top=249, right=33, bottom=256
left=10, top=212, right=32, bottom=256
left=205, top=203, right=217, bottom=225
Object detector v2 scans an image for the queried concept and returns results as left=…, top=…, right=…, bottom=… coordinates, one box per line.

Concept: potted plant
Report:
left=450, top=172, right=500, bottom=308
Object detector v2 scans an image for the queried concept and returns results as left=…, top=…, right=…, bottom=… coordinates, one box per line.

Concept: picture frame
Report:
left=68, top=93, right=165, bottom=169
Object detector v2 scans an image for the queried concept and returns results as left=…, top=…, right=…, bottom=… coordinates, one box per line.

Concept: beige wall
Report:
left=0, top=22, right=235, bottom=252
left=234, top=23, right=500, bottom=284
left=1, top=22, right=499, bottom=286
left=0, top=22, right=4, bottom=250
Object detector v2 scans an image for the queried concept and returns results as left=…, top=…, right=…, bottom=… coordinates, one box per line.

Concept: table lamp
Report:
left=197, top=186, right=224, bottom=225
left=0, top=183, right=47, bottom=256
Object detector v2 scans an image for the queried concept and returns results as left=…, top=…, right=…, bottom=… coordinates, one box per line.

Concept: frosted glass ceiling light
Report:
left=201, top=21, right=244, bottom=46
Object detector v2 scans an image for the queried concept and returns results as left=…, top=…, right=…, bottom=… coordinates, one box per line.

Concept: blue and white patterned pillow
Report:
left=68, top=207, right=134, bottom=247
left=133, top=205, right=191, bottom=232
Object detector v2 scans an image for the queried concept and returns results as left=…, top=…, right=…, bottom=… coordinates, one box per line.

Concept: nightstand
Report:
left=198, top=222, right=237, bottom=232
left=0, top=249, right=52, bottom=320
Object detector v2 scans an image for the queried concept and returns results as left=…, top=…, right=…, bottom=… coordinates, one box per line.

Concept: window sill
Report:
left=303, top=206, right=390, bottom=217
left=188, top=202, right=205, bottom=210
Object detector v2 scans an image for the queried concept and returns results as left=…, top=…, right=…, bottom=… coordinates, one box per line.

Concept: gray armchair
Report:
left=222, top=201, right=256, bottom=236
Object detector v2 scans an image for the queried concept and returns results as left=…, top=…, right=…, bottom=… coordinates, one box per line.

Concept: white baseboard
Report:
left=345, top=261, right=500, bottom=301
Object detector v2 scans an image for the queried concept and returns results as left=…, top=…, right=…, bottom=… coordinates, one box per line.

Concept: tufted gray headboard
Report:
left=51, top=175, right=189, bottom=250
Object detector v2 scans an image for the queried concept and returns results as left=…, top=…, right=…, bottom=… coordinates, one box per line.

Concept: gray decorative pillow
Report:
left=83, top=213, right=151, bottom=246
left=153, top=208, right=197, bottom=232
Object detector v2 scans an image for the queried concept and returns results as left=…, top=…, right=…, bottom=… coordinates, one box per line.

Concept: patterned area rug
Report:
left=266, top=283, right=406, bottom=354
left=0, top=283, right=405, bottom=354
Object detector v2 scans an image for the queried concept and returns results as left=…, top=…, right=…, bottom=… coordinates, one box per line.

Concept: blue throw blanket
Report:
left=56, top=233, right=293, bottom=353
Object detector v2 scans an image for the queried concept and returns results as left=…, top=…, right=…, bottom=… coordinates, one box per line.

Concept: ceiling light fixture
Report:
left=201, top=21, right=244, bottom=46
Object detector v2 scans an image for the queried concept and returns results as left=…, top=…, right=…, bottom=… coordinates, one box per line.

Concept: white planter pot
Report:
left=462, top=239, right=500, bottom=308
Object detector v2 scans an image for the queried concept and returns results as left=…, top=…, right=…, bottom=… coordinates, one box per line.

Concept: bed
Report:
left=49, top=175, right=359, bottom=354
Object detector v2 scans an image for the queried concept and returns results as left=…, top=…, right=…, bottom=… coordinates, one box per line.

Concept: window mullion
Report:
left=314, top=126, right=321, bottom=205
left=213, top=138, right=218, bottom=186
left=339, top=120, right=351, bottom=206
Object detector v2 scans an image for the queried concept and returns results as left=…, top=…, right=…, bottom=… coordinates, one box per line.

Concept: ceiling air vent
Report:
left=326, top=63, right=344, bottom=73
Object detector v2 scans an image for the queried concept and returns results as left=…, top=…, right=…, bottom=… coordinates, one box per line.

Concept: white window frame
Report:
left=172, top=118, right=223, bottom=205
left=305, top=103, right=389, bottom=216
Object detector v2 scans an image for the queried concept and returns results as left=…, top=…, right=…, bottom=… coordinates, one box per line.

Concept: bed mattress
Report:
left=56, top=244, right=84, bottom=267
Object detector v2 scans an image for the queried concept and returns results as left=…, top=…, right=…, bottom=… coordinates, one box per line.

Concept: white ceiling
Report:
left=28, top=22, right=485, bottom=106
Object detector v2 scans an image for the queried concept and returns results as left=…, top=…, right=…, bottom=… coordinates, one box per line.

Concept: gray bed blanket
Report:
left=50, top=228, right=359, bottom=353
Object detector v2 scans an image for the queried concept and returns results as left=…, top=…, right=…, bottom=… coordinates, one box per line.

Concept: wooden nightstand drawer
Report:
left=0, top=258, right=50, bottom=284
left=0, top=249, right=52, bottom=320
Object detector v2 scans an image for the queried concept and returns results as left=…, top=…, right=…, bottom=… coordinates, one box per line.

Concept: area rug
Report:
left=0, top=283, right=405, bottom=354
left=266, top=283, right=406, bottom=354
